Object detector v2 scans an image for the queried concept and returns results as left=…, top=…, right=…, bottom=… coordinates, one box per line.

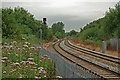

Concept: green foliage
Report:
left=0, top=33, right=1, bottom=43
left=47, top=28, right=53, bottom=40
left=52, top=22, right=64, bottom=34
left=52, top=22, right=65, bottom=38
left=40, top=24, right=53, bottom=40
left=0, top=9, right=2, bottom=28
left=103, top=3, right=120, bottom=38
left=2, top=8, right=21, bottom=39
left=2, top=7, right=53, bottom=41
left=55, top=31, right=62, bottom=38
left=67, top=30, right=78, bottom=36
left=42, top=24, right=48, bottom=40
left=78, top=27, right=99, bottom=41
left=77, top=2, right=120, bottom=41
left=106, top=40, right=111, bottom=49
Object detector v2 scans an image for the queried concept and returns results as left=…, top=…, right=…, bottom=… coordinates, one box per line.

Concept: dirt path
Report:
left=47, top=43, right=57, bottom=53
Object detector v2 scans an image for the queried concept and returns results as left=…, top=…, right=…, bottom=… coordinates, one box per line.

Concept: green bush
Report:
left=55, top=31, right=62, bottom=39
left=78, top=27, right=99, bottom=41
left=2, top=7, right=53, bottom=42
left=74, top=2, right=120, bottom=41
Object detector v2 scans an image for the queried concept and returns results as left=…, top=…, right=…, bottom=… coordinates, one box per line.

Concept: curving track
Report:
left=52, top=39, right=120, bottom=78
left=64, top=40, right=120, bottom=70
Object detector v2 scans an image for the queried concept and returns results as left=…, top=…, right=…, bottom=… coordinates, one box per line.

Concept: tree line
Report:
left=67, top=2, right=120, bottom=41
left=2, top=7, right=65, bottom=41
left=2, top=2, right=119, bottom=42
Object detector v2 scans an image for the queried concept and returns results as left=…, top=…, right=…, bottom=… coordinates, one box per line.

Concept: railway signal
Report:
left=43, top=18, right=46, bottom=24
left=40, top=18, right=47, bottom=48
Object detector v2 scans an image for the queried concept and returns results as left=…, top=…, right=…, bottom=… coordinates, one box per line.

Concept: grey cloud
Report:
left=2, top=2, right=118, bottom=32
left=47, top=15, right=91, bottom=32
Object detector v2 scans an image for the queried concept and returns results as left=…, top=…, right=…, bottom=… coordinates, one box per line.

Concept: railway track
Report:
left=66, top=40, right=120, bottom=63
left=64, top=40, right=120, bottom=70
left=53, top=39, right=120, bottom=78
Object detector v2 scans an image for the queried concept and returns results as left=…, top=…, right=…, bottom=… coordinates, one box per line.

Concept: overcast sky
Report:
left=2, top=0, right=119, bottom=32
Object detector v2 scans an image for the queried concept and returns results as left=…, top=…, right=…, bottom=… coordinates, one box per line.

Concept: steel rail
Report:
left=53, top=40, right=104, bottom=78
left=64, top=40, right=120, bottom=66
left=67, top=40, right=120, bottom=61
left=53, top=40, right=120, bottom=78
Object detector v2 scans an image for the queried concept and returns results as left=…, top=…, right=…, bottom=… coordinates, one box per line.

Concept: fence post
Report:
left=84, top=68, right=86, bottom=78
left=54, top=54, right=59, bottom=76
left=64, top=59, right=66, bottom=78
left=82, top=68, right=85, bottom=78
left=79, top=67, right=83, bottom=78
left=86, top=69, right=90, bottom=78
left=102, top=41, right=107, bottom=53
left=71, top=63, right=76, bottom=78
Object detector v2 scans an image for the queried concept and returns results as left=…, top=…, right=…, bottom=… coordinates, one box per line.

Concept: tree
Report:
left=68, top=30, right=77, bottom=36
left=80, top=28, right=83, bottom=33
left=77, top=2, right=120, bottom=41
left=52, top=22, right=65, bottom=38
left=47, top=28, right=53, bottom=40
left=2, top=8, right=21, bottom=39
left=51, top=23, right=57, bottom=34
left=2, top=7, right=41, bottom=39
left=55, top=31, right=62, bottom=38
left=52, top=22, right=64, bottom=34
left=103, top=3, right=120, bottom=38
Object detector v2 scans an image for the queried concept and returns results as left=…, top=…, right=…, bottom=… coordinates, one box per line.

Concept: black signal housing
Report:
left=43, top=18, right=46, bottom=24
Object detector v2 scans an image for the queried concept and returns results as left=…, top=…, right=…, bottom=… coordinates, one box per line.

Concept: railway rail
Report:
left=64, top=40, right=120, bottom=71
left=53, top=39, right=120, bottom=78
left=66, top=40, right=120, bottom=63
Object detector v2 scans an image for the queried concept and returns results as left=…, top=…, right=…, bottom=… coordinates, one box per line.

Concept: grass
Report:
left=1, top=38, right=55, bottom=78
left=0, top=32, right=1, bottom=79
left=0, top=33, right=1, bottom=43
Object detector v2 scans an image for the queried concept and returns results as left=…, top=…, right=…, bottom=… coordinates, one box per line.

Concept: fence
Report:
left=110, top=39, right=120, bottom=51
left=39, top=45, right=104, bottom=79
